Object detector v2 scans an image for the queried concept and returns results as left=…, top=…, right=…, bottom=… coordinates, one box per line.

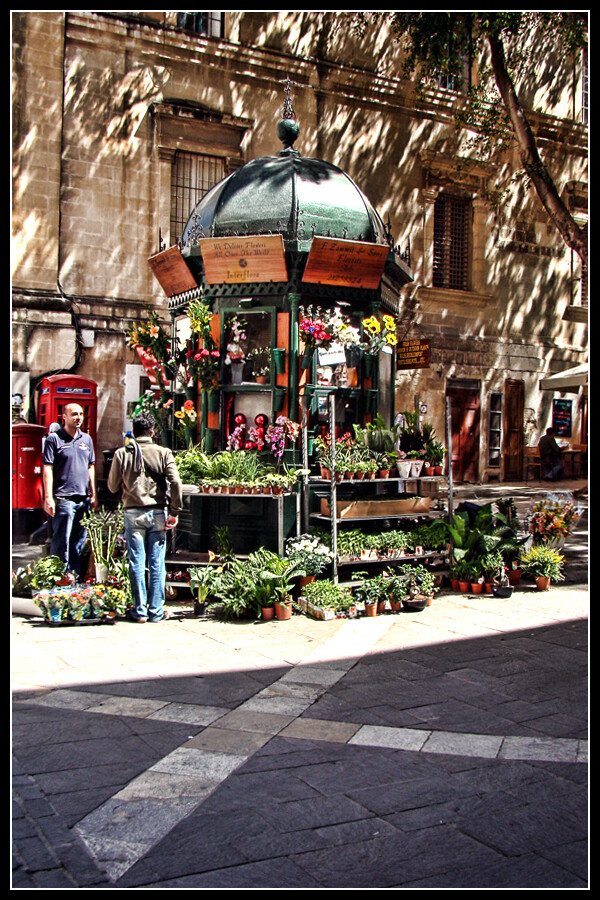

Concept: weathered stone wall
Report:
left=12, top=11, right=587, bottom=473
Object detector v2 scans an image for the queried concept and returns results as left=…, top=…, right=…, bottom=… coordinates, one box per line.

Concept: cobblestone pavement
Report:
left=12, top=481, right=588, bottom=888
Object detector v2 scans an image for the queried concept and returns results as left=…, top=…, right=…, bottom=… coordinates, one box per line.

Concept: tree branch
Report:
left=487, top=30, right=587, bottom=265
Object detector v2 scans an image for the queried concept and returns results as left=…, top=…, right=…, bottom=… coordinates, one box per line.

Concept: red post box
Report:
left=12, top=423, right=46, bottom=509
left=37, top=375, right=97, bottom=448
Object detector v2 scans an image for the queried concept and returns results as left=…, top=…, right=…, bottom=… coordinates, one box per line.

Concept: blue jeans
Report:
left=50, top=497, right=90, bottom=578
left=124, top=508, right=168, bottom=621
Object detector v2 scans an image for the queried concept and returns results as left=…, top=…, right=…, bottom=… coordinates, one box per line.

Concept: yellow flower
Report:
left=362, top=316, right=380, bottom=333
left=386, top=333, right=398, bottom=345
left=383, top=315, right=396, bottom=331
left=149, top=324, right=160, bottom=338
left=174, top=410, right=185, bottom=419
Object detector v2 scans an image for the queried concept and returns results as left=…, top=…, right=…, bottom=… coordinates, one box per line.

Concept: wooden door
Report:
left=503, top=379, right=524, bottom=480
left=446, top=384, right=481, bottom=483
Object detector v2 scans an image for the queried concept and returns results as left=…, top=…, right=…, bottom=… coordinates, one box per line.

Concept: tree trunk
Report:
left=487, top=30, right=588, bottom=270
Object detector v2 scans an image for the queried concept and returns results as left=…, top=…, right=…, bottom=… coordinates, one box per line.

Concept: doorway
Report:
left=446, top=381, right=481, bottom=483
left=503, top=379, right=524, bottom=480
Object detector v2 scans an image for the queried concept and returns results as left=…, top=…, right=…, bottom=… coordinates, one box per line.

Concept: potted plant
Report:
left=13, top=555, right=70, bottom=596
left=425, top=439, right=446, bottom=475
left=187, top=564, right=223, bottom=615
left=285, top=534, right=333, bottom=587
left=479, top=549, right=505, bottom=593
left=302, top=578, right=355, bottom=620
left=519, top=545, right=565, bottom=590
left=246, top=346, right=271, bottom=383
left=81, top=506, right=124, bottom=583
left=354, top=573, right=392, bottom=616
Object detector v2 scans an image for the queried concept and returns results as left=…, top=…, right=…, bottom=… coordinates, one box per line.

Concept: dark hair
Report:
left=132, top=411, right=156, bottom=437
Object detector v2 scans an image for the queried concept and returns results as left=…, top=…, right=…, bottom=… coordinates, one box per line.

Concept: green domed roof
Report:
left=181, top=126, right=389, bottom=249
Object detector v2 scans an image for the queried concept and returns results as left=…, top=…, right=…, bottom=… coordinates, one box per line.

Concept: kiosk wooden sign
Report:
left=302, top=237, right=389, bottom=289
left=148, top=246, right=198, bottom=297
left=199, top=235, right=288, bottom=285
left=397, top=338, right=431, bottom=370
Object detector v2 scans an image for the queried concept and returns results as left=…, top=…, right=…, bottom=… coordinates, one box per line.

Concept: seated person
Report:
left=538, top=427, right=565, bottom=481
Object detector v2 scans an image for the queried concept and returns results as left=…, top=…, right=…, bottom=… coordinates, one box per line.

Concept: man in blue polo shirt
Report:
left=42, top=402, right=97, bottom=578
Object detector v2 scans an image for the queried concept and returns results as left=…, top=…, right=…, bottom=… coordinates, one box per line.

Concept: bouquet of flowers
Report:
left=175, top=399, right=198, bottom=428
left=299, top=305, right=335, bottom=351
left=132, top=390, right=174, bottom=434
left=361, top=314, right=398, bottom=355
left=126, top=310, right=176, bottom=384
left=186, top=347, right=220, bottom=392
left=528, top=498, right=580, bottom=545
left=187, top=298, right=213, bottom=337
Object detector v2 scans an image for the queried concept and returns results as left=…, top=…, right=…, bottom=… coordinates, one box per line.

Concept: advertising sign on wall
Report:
left=396, top=338, right=431, bottom=369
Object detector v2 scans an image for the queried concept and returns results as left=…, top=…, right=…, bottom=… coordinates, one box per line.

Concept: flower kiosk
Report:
left=144, top=111, right=415, bottom=583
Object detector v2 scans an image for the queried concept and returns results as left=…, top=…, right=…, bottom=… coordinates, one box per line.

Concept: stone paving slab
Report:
left=12, top=579, right=588, bottom=888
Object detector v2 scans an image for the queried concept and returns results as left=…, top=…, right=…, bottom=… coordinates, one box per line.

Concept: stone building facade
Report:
left=12, top=11, right=588, bottom=482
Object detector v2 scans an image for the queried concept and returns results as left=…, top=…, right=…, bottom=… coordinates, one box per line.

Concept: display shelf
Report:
left=301, top=393, right=450, bottom=582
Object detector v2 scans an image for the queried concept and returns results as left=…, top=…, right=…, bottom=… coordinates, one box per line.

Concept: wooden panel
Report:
left=148, top=246, right=198, bottom=296
left=397, top=338, right=430, bottom=370
left=302, top=237, right=388, bottom=289
left=199, top=235, right=288, bottom=284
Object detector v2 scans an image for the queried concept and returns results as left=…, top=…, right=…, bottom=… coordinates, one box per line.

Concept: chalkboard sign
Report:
left=552, top=398, right=572, bottom=437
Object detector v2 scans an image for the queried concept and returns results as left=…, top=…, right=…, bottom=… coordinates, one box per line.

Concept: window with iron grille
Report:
left=170, top=151, right=225, bottom=243
left=177, top=11, right=224, bottom=38
left=433, top=194, right=471, bottom=291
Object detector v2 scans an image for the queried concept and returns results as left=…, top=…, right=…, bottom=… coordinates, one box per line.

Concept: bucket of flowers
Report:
left=174, top=399, right=198, bottom=448
left=361, top=314, right=398, bottom=373
left=298, top=305, right=335, bottom=366
left=528, top=497, right=580, bottom=546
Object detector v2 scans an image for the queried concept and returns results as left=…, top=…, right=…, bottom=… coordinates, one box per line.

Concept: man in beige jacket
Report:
left=108, top=411, right=183, bottom=622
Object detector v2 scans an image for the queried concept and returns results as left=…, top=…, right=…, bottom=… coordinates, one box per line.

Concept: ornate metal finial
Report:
left=282, top=74, right=295, bottom=120
left=277, top=74, right=300, bottom=151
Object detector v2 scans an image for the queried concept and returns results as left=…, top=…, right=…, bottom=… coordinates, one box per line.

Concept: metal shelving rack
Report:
left=301, top=393, right=448, bottom=583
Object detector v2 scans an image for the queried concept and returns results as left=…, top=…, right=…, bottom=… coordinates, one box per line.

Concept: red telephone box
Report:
left=37, top=375, right=97, bottom=448
left=12, top=423, right=46, bottom=510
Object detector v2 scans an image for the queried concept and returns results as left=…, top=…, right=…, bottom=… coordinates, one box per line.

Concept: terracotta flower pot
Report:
left=299, top=575, right=316, bottom=590
left=261, top=606, right=275, bottom=620
left=459, top=581, right=470, bottom=593
left=471, top=583, right=484, bottom=594
left=274, top=600, right=292, bottom=620
left=507, top=568, right=522, bottom=586
left=535, top=576, right=551, bottom=591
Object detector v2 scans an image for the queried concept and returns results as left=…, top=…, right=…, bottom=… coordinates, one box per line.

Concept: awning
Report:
left=539, top=363, right=588, bottom=391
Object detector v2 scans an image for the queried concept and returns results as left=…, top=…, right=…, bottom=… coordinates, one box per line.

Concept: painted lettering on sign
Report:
left=302, top=237, right=389, bottom=289
left=396, top=339, right=431, bottom=369
left=200, top=235, right=288, bottom=284
left=148, top=246, right=198, bottom=296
